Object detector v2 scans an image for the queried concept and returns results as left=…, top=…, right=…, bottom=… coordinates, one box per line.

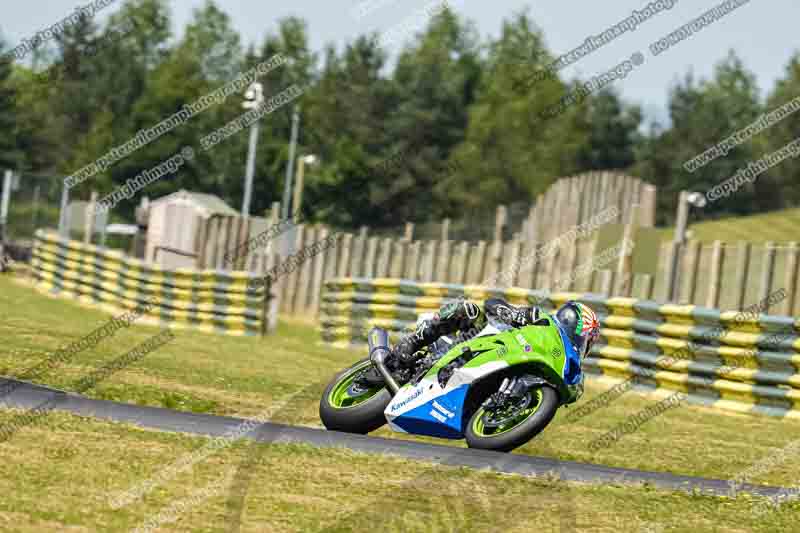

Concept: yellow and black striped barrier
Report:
left=31, top=230, right=266, bottom=336
left=321, top=278, right=800, bottom=418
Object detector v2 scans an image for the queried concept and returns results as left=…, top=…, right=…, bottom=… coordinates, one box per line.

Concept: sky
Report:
left=3, top=0, right=798, bottom=124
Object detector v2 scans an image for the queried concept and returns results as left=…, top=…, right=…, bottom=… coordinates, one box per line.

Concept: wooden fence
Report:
left=187, top=217, right=799, bottom=319
left=517, top=171, right=657, bottom=243
left=123, top=171, right=797, bottom=318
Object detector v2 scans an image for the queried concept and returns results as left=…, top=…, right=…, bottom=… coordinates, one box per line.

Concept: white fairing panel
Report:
left=384, top=360, right=509, bottom=438
left=385, top=315, right=514, bottom=438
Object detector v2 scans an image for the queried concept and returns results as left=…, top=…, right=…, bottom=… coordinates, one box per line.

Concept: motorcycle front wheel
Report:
left=464, top=385, right=559, bottom=452
left=319, top=358, right=391, bottom=434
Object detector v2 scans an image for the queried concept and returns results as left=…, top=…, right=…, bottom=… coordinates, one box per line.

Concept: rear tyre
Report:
left=464, top=385, right=559, bottom=452
left=319, top=358, right=391, bottom=434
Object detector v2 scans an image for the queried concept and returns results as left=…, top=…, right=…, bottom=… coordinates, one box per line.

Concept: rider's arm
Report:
left=484, top=298, right=544, bottom=328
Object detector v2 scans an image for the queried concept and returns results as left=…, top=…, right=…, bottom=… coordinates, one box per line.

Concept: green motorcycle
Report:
left=320, top=314, right=584, bottom=452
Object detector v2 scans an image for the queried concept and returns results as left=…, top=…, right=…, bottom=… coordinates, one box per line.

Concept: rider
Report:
left=391, top=298, right=600, bottom=368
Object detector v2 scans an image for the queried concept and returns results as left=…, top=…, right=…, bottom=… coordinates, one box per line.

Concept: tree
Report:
left=382, top=6, right=483, bottom=225
left=0, top=37, right=19, bottom=170
left=576, top=88, right=641, bottom=172
left=634, top=51, right=765, bottom=222
left=762, top=53, right=800, bottom=207
left=439, top=10, right=587, bottom=220
left=301, top=36, right=393, bottom=227
left=103, top=0, right=242, bottom=218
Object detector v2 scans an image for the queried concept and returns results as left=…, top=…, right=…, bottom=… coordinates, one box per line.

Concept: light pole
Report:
left=281, top=106, right=300, bottom=220
left=292, top=154, right=318, bottom=218
left=0, top=170, right=12, bottom=266
left=241, top=82, right=265, bottom=218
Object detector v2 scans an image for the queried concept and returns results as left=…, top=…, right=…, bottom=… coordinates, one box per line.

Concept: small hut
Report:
left=145, top=190, right=238, bottom=269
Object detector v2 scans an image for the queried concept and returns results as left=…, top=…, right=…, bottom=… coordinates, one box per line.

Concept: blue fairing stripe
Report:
left=391, top=385, right=469, bottom=439
left=556, top=326, right=583, bottom=386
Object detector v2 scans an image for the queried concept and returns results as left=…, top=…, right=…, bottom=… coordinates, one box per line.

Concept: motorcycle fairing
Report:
left=385, top=319, right=582, bottom=438
left=385, top=361, right=509, bottom=439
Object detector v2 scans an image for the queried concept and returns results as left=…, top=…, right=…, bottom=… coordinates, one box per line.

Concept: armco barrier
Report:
left=320, top=278, right=800, bottom=418
left=30, top=230, right=266, bottom=336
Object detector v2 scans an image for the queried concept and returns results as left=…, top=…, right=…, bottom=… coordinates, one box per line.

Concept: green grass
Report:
left=661, top=207, right=800, bottom=244
left=0, top=410, right=797, bottom=532
left=2, top=272, right=800, bottom=492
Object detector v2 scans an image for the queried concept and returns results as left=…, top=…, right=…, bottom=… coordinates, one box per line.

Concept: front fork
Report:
left=484, top=375, right=549, bottom=410
left=368, top=327, right=400, bottom=394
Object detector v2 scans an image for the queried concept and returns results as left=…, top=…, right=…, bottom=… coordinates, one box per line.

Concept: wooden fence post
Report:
left=468, top=241, right=487, bottom=285
left=503, top=238, right=522, bottom=288
left=487, top=206, right=507, bottom=284
left=640, top=184, right=657, bottom=227
left=680, top=240, right=701, bottom=305
left=441, top=218, right=450, bottom=242
left=364, top=236, right=378, bottom=279
left=420, top=241, right=436, bottom=282
left=350, top=226, right=368, bottom=277
left=784, top=242, right=799, bottom=316
left=221, top=216, right=234, bottom=269
left=452, top=241, right=469, bottom=285
left=264, top=248, right=280, bottom=332
left=284, top=224, right=305, bottom=314
left=580, top=239, right=597, bottom=294
left=615, top=205, right=638, bottom=297
left=599, top=269, right=615, bottom=297
left=390, top=240, right=406, bottom=278
left=706, top=240, right=725, bottom=309
left=296, top=225, right=315, bottom=313
left=84, top=191, right=97, bottom=244
left=641, top=274, right=654, bottom=300
left=734, top=242, right=751, bottom=310
left=526, top=204, right=537, bottom=241
left=277, top=227, right=292, bottom=314
left=403, top=223, right=414, bottom=242
left=323, top=231, right=339, bottom=282
left=405, top=241, right=422, bottom=280
left=759, top=241, right=776, bottom=305
left=234, top=217, right=251, bottom=271
left=662, top=241, right=681, bottom=303
left=376, top=237, right=392, bottom=277
left=517, top=240, right=537, bottom=290
left=543, top=244, right=561, bottom=293
left=261, top=276, right=272, bottom=337
left=487, top=240, right=502, bottom=286
left=494, top=205, right=507, bottom=243
left=336, top=233, right=353, bottom=278
left=436, top=239, right=451, bottom=282
left=310, top=226, right=329, bottom=316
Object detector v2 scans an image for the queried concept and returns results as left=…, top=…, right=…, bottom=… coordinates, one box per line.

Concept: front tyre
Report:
left=319, top=358, right=391, bottom=434
left=465, top=385, right=559, bottom=452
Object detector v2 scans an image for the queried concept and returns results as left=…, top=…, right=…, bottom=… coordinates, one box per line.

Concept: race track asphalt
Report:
left=0, top=377, right=786, bottom=499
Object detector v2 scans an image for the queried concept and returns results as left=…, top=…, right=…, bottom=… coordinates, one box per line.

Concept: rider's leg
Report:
left=392, top=300, right=482, bottom=365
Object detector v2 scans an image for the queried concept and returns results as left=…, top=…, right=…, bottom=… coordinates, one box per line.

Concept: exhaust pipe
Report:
left=368, top=327, right=399, bottom=394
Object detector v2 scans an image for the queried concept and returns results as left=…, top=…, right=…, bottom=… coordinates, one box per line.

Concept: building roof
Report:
left=149, top=190, right=238, bottom=217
